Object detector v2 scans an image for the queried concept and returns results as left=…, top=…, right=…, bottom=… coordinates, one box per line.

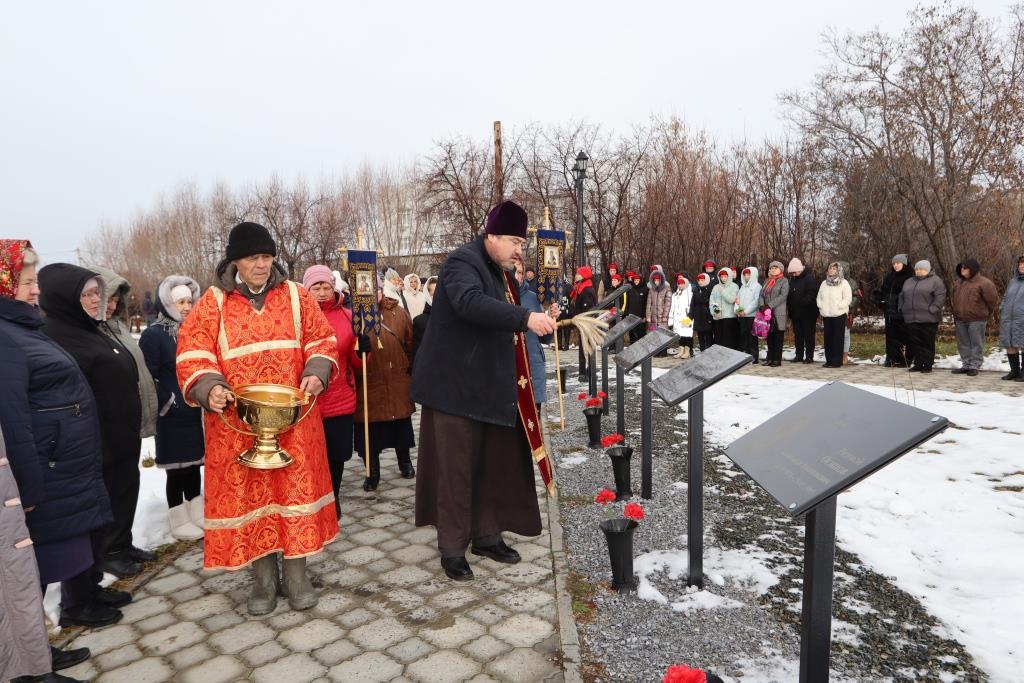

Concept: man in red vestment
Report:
left=177, top=222, right=339, bottom=614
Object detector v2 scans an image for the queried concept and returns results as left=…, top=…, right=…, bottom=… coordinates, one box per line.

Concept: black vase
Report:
left=606, top=446, right=634, bottom=500
left=583, top=407, right=602, bottom=448
left=599, top=518, right=638, bottom=591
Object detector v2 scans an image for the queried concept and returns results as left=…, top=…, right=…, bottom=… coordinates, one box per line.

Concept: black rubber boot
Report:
left=1003, top=353, right=1020, bottom=381
left=362, top=451, right=380, bottom=491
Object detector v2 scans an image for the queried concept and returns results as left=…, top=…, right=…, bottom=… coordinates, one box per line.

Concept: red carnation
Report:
left=598, top=391, right=607, bottom=399
left=585, top=397, right=602, bottom=408
left=623, top=502, right=645, bottom=521
left=577, top=393, right=588, bottom=401
left=663, top=665, right=706, bottom=683
left=601, top=433, right=625, bottom=448
left=595, top=489, right=616, bottom=504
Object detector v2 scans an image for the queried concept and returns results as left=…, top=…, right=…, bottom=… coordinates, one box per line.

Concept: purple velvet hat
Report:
left=483, top=201, right=528, bottom=238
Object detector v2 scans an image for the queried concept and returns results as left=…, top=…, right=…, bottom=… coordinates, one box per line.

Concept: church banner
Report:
left=346, top=249, right=380, bottom=337
left=535, top=229, right=565, bottom=305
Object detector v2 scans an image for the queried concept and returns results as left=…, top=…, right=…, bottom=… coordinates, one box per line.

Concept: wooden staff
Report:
left=360, top=320, right=371, bottom=478
left=554, top=340, right=566, bottom=431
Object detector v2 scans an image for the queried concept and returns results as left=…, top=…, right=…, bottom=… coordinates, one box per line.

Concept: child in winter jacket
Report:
left=689, top=273, right=716, bottom=351
left=668, top=274, right=694, bottom=357
left=736, top=267, right=762, bottom=363
left=709, top=268, right=739, bottom=350
left=645, top=267, right=672, bottom=331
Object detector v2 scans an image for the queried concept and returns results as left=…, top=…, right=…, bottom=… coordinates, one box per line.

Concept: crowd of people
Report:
left=535, top=254, right=1024, bottom=377
left=2, top=216, right=1023, bottom=680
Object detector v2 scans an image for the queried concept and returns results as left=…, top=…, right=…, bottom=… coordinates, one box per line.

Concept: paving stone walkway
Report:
left=59, top=420, right=576, bottom=683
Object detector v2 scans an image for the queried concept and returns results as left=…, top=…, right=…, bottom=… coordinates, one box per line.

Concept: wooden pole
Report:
left=555, top=343, right=565, bottom=431
left=361, top=320, right=371, bottom=478
left=494, top=121, right=504, bottom=203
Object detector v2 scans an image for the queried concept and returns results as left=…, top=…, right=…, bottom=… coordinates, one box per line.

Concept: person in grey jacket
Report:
left=899, top=260, right=948, bottom=373
left=999, top=255, right=1024, bottom=381
left=0, top=425, right=52, bottom=683
left=758, top=261, right=789, bottom=366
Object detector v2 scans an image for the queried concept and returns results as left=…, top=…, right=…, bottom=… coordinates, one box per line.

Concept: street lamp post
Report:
left=572, top=151, right=589, bottom=269
left=571, top=151, right=594, bottom=391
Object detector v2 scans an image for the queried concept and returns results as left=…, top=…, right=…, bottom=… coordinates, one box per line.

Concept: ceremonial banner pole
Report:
left=345, top=236, right=381, bottom=480
left=536, top=210, right=567, bottom=430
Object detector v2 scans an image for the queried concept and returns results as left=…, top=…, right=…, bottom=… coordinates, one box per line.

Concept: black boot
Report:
left=440, top=556, right=474, bottom=581
left=1003, top=353, right=1020, bottom=381
left=51, top=645, right=90, bottom=671
left=362, top=451, right=380, bottom=491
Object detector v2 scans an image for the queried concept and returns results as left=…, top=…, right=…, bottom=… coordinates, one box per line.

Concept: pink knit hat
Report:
left=302, top=265, right=334, bottom=290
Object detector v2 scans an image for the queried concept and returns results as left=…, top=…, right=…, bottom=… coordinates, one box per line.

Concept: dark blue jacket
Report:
left=138, top=310, right=204, bottom=467
left=411, top=236, right=530, bottom=427
left=0, top=297, right=112, bottom=543
left=520, top=283, right=551, bottom=405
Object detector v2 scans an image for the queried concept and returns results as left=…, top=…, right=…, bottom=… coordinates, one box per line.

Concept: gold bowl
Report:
left=219, top=383, right=316, bottom=469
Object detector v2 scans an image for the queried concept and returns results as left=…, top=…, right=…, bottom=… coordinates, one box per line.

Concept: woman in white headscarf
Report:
left=404, top=273, right=427, bottom=318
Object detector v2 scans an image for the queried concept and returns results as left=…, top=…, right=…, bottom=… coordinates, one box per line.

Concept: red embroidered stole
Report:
left=504, top=272, right=555, bottom=495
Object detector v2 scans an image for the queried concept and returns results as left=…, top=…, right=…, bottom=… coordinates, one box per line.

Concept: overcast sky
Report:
left=0, top=1, right=1012, bottom=263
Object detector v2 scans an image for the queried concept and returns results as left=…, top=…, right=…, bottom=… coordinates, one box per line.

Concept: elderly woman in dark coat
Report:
left=0, top=240, right=116, bottom=679
left=139, top=276, right=206, bottom=541
left=38, top=263, right=145, bottom=587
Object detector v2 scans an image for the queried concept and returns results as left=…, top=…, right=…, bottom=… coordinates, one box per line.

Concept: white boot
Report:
left=187, top=494, right=205, bottom=530
left=169, top=503, right=204, bottom=540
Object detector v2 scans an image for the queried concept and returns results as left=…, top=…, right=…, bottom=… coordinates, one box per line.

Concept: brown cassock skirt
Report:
left=414, top=407, right=542, bottom=555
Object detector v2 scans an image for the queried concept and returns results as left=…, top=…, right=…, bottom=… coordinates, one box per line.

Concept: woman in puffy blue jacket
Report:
left=0, top=241, right=120, bottom=637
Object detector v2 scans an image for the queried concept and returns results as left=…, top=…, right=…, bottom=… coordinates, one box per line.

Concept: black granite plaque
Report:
left=613, top=328, right=679, bottom=372
left=725, top=381, right=949, bottom=516
left=600, top=314, right=644, bottom=350
left=648, top=345, right=753, bottom=406
left=595, top=283, right=633, bottom=311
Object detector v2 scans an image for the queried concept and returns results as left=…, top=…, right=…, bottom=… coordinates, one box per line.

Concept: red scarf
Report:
left=763, top=274, right=782, bottom=293
left=570, top=277, right=593, bottom=300
left=503, top=271, right=555, bottom=494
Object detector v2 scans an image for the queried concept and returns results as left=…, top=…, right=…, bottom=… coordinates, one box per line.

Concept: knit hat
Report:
left=483, top=200, right=528, bottom=237
left=608, top=262, right=618, bottom=271
left=769, top=260, right=784, bottom=272
left=787, top=257, right=804, bottom=274
left=702, top=260, right=716, bottom=271
left=302, top=265, right=334, bottom=290
left=915, top=260, right=932, bottom=273
left=892, top=254, right=909, bottom=265
left=225, top=222, right=276, bottom=261
left=697, top=273, right=710, bottom=286
left=611, top=273, right=623, bottom=285
left=170, top=284, right=193, bottom=303
left=576, top=265, right=593, bottom=280
left=676, top=273, right=685, bottom=284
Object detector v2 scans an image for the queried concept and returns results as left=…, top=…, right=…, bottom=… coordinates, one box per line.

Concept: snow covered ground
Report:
left=641, top=369, right=1023, bottom=682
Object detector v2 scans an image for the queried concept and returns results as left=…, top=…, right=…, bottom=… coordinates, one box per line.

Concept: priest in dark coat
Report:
left=412, top=201, right=559, bottom=581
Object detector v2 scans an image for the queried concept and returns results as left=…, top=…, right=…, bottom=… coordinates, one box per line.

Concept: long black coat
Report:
left=688, top=283, right=715, bottom=333
left=878, top=267, right=912, bottom=319
left=138, top=306, right=204, bottom=467
left=411, top=236, right=530, bottom=427
left=0, top=296, right=111, bottom=544
left=38, top=264, right=142, bottom=466
left=787, top=270, right=820, bottom=320
left=570, top=283, right=596, bottom=316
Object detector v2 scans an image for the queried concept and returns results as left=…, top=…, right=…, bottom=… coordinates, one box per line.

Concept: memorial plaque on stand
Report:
left=648, top=344, right=752, bottom=587
left=724, top=381, right=949, bottom=683
left=595, top=283, right=632, bottom=311
left=649, top=345, right=752, bottom=406
left=600, top=314, right=643, bottom=435
left=611, top=326, right=679, bottom=499
left=725, top=381, right=948, bottom=516
left=600, top=314, right=643, bottom=351
left=614, top=327, right=678, bottom=372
